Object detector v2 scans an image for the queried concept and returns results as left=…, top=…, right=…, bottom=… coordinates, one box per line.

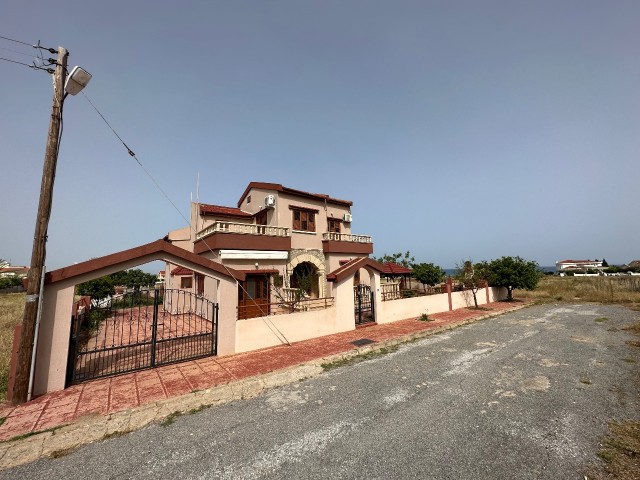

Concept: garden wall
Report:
left=378, top=286, right=507, bottom=324
left=235, top=306, right=342, bottom=353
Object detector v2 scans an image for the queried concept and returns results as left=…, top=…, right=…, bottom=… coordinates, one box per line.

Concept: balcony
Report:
left=194, top=221, right=291, bottom=254
left=322, top=232, right=373, bottom=254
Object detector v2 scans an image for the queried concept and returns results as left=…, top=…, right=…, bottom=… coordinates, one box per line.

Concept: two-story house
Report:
left=164, top=182, right=373, bottom=318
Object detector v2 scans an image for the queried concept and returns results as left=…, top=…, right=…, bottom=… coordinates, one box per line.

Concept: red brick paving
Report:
left=0, top=300, right=525, bottom=442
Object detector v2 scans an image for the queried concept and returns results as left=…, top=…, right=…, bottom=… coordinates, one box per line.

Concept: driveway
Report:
left=2, top=303, right=638, bottom=479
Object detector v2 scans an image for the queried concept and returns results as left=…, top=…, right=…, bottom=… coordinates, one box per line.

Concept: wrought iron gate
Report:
left=67, top=289, right=218, bottom=385
left=354, top=284, right=375, bottom=325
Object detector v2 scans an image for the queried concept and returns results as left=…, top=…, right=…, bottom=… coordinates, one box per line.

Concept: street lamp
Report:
left=12, top=47, right=91, bottom=404
left=65, top=66, right=92, bottom=95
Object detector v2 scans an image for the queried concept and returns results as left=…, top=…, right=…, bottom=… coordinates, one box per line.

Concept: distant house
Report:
left=628, top=260, right=640, bottom=269
left=164, top=182, right=374, bottom=318
left=555, top=259, right=603, bottom=273
left=0, top=266, right=29, bottom=278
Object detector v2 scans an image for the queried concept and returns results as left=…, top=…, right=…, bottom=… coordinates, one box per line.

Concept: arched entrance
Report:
left=287, top=250, right=326, bottom=298
left=290, top=262, right=319, bottom=298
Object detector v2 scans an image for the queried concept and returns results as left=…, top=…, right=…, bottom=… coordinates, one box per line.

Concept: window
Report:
left=247, top=195, right=251, bottom=204
left=292, top=209, right=316, bottom=232
left=328, top=218, right=341, bottom=233
left=255, top=209, right=268, bottom=226
left=196, top=274, right=204, bottom=296
left=180, top=276, right=193, bottom=289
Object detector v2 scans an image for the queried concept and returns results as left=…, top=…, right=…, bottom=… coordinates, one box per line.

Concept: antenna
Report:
left=196, top=172, right=200, bottom=203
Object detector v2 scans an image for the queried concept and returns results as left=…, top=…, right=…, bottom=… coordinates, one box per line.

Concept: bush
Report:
left=0, top=277, right=23, bottom=290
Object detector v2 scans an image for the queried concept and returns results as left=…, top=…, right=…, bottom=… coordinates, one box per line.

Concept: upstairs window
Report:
left=292, top=208, right=316, bottom=232
left=328, top=218, right=341, bottom=233
left=255, top=209, right=268, bottom=226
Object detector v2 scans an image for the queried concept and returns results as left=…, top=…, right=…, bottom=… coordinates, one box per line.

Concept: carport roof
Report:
left=45, top=239, right=245, bottom=284
left=326, top=257, right=385, bottom=283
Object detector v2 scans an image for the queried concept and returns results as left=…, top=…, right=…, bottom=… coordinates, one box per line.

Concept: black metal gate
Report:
left=67, top=288, right=218, bottom=385
left=354, top=284, right=375, bottom=325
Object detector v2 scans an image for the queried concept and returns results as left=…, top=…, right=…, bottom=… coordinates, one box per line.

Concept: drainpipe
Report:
left=27, top=266, right=46, bottom=402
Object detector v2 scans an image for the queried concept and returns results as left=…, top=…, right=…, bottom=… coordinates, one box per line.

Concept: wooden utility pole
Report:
left=12, top=46, right=68, bottom=404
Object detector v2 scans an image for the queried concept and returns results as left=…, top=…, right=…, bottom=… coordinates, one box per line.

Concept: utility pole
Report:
left=12, top=46, right=68, bottom=404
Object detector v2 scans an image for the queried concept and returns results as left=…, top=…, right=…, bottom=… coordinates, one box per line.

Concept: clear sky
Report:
left=2, top=1, right=639, bottom=271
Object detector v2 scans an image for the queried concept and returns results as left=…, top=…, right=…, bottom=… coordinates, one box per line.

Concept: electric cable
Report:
left=0, top=56, right=54, bottom=73
left=0, top=34, right=33, bottom=47
left=0, top=46, right=38, bottom=58
left=81, top=93, right=292, bottom=346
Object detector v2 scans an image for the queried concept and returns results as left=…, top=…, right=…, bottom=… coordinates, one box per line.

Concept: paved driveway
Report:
left=3, top=303, right=639, bottom=479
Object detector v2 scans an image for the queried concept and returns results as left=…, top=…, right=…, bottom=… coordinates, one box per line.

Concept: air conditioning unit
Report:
left=264, top=195, right=276, bottom=208
left=343, top=213, right=353, bottom=222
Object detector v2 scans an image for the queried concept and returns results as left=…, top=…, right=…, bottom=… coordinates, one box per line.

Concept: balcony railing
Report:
left=196, top=221, right=290, bottom=240
left=322, top=233, right=373, bottom=243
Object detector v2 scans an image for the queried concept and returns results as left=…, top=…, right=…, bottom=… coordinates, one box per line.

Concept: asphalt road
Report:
left=3, top=303, right=639, bottom=479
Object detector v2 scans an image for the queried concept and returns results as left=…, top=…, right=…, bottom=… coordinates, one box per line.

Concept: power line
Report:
left=0, top=56, right=55, bottom=73
left=80, top=93, right=292, bottom=345
left=0, top=34, right=33, bottom=47
left=0, top=46, right=38, bottom=58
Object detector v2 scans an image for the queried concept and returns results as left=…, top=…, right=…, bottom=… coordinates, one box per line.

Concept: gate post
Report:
left=150, top=290, right=160, bottom=367
left=212, top=303, right=219, bottom=355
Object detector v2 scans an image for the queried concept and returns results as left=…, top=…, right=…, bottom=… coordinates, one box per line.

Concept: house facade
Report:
left=164, top=182, right=374, bottom=318
left=555, top=259, right=604, bottom=273
left=0, top=265, right=29, bottom=278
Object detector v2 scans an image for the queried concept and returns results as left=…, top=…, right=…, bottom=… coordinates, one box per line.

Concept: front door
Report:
left=238, top=274, right=270, bottom=319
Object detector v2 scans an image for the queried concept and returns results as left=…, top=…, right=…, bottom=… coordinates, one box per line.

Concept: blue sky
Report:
left=2, top=1, right=639, bottom=270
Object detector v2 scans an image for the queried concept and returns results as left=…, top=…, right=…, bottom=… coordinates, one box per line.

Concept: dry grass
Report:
left=0, top=293, right=25, bottom=402
left=518, top=276, right=640, bottom=308
left=588, top=421, right=640, bottom=480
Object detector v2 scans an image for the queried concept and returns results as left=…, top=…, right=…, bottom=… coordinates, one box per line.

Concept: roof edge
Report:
left=326, top=257, right=385, bottom=283
left=237, top=182, right=353, bottom=208
left=45, top=239, right=245, bottom=284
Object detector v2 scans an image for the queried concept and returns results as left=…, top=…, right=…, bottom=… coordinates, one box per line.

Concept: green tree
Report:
left=412, top=263, right=445, bottom=289
left=0, top=276, right=23, bottom=289
left=374, top=251, right=415, bottom=268
left=75, top=269, right=158, bottom=299
left=76, top=277, right=114, bottom=300
left=455, top=260, right=489, bottom=308
left=109, top=269, right=157, bottom=290
left=486, top=256, right=540, bottom=301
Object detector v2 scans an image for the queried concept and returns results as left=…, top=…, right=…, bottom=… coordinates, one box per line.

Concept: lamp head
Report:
left=65, top=66, right=92, bottom=95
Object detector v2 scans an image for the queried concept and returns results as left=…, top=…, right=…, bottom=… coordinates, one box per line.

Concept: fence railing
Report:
left=238, top=296, right=334, bottom=319
left=322, top=232, right=373, bottom=243
left=381, top=283, right=447, bottom=301
left=381, top=282, right=401, bottom=301
left=196, top=221, right=290, bottom=240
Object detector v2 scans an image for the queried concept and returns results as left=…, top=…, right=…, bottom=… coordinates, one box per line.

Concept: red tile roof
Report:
left=326, top=257, right=386, bottom=282
left=199, top=204, right=253, bottom=218
left=381, top=262, right=412, bottom=275
left=237, top=182, right=353, bottom=208
left=170, top=266, right=194, bottom=276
